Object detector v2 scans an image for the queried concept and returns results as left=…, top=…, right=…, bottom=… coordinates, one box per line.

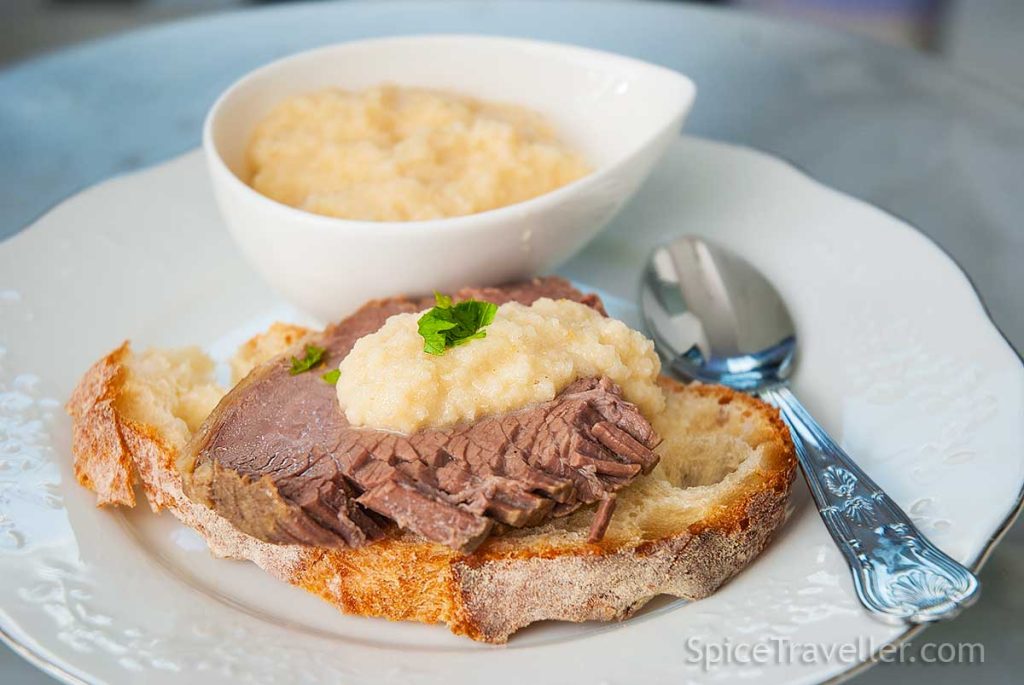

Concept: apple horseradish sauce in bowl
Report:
left=204, top=36, right=696, bottom=321
left=247, top=85, right=592, bottom=222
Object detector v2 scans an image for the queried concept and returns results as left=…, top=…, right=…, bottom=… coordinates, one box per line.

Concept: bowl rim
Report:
left=202, top=33, right=697, bottom=235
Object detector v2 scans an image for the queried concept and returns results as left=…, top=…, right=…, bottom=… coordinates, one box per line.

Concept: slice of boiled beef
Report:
left=178, top=277, right=660, bottom=552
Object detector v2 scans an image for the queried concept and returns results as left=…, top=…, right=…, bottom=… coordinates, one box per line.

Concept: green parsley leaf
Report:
left=289, top=344, right=326, bottom=375
left=417, top=294, right=498, bottom=356
left=433, top=290, right=453, bottom=308
left=321, top=368, right=341, bottom=385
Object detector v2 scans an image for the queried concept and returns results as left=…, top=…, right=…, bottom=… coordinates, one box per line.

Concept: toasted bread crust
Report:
left=67, top=343, right=796, bottom=643
left=66, top=342, right=136, bottom=507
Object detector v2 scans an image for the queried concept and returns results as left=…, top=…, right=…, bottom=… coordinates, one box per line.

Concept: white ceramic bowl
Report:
left=204, top=35, right=696, bottom=321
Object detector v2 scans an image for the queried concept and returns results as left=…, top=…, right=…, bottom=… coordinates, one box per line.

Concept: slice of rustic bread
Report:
left=67, top=327, right=796, bottom=643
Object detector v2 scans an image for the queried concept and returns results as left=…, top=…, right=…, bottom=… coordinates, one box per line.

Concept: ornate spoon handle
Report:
left=760, top=385, right=980, bottom=623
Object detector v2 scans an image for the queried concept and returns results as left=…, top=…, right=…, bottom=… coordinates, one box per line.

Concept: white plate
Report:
left=1, top=137, right=1021, bottom=685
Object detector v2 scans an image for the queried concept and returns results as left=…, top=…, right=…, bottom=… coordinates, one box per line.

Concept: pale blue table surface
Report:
left=1, top=2, right=1022, bottom=683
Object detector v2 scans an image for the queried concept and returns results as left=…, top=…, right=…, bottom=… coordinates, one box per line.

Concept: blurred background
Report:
left=2, top=0, right=1023, bottom=94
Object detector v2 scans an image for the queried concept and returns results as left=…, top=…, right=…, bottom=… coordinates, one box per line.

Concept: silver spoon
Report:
left=640, top=235, right=980, bottom=623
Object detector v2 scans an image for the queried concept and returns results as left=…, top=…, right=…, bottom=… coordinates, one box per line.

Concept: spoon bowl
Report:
left=642, top=237, right=797, bottom=391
